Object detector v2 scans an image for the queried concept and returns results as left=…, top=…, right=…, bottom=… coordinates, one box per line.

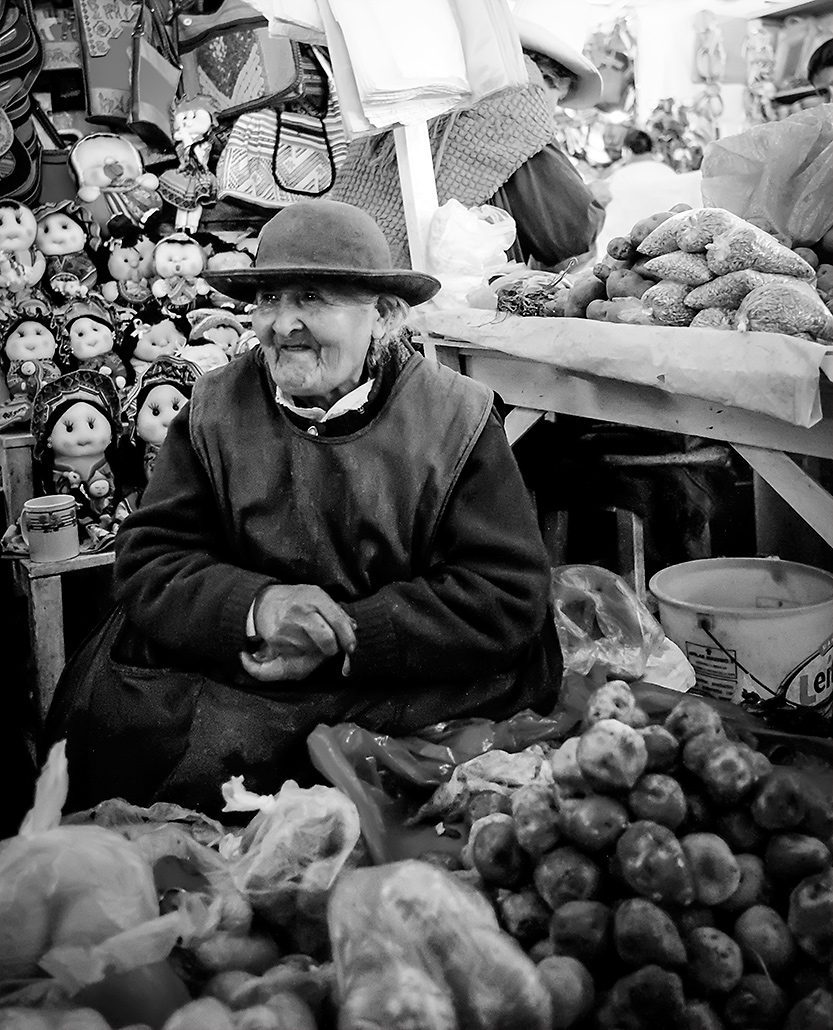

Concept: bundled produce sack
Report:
left=0, top=742, right=191, bottom=1027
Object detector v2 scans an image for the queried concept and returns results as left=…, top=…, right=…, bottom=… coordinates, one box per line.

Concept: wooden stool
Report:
left=13, top=551, right=115, bottom=725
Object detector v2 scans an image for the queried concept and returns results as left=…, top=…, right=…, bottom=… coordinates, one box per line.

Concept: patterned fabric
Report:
left=73, top=0, right=136, bottom=59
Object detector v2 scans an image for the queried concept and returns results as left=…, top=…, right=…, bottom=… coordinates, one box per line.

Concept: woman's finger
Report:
left=239, top=650, right=321, bottom=682
left=309, top=595, right=357, bottom=655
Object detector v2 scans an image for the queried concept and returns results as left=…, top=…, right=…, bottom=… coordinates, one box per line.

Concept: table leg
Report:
left=27, top=574, right=65, bottom=726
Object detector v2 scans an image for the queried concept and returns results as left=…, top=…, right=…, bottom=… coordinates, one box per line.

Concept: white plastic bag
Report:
left=426, top=199, right=517, bottom=309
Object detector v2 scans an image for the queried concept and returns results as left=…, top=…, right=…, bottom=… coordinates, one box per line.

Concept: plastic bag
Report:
left=0, top=742, right=189, bottom=1003
left=328, top=860, right=552, bottom=1030
left=701, top=106, right=833, bottom=247
left=426, top=199, right=517, bottom=309
left=218, top=778, right=361, bottom=955
left=550, top=565, right=665, bottom=680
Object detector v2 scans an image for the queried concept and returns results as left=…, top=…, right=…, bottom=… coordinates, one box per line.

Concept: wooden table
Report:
left=431, top=340, right=833, bottom=553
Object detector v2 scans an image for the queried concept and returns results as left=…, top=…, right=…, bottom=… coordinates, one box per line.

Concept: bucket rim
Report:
left=649, top=557, right=833, bottom=619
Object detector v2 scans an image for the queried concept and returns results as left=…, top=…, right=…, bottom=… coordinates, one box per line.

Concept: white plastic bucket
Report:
left=649, top=558, right=833, bottom=712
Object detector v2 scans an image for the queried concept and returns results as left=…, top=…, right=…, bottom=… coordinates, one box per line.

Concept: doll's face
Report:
left=48, top=401, right=112, bottom=458
left=154, top=240, right=205, bottom=278
left=36, top=212, right=87, bottom=256
left=133, top=319, right=185, bottom=361
left=206, top=250, right=254, bottom=274
left=0, top=204, right=37, bottom=251
left=173, top=107, right=212, bottom=146
left=5, top=321, right=57, bottom=361
left=136, top=383, right=187, bottom=446
left=68, top=317, right=114, bottom=359
left=200, top=325, right=240, bottom=355
left=108, top=237, right=155, bottom=282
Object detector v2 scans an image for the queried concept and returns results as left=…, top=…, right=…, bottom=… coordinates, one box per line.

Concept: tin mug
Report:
left=20, top=495, right=80, bottom=562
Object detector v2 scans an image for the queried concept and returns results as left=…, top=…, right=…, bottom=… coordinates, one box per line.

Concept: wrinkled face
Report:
left=68, top=317, right=114, bottom=359
left=812, top=65, right=833, bottom=103
left=154, top=240, right=205, bottom=278
left=0, top=204, right=37, bottom=251
left=133, top=319, right=185, bottom=362
left=108, top=237, right=155, bottom=282
left=5, top=321, right=57, bottom=361
left=253, top=279, right=384, bottom=403
left=173, top=107, right=212, bottom=145
left=200, top=325, right=239, bottom=355
left=136, top=383, right=187, bottom=446
left=48, top=401, right=112, bottom=457
left=36, top=212, right=87, bottom=256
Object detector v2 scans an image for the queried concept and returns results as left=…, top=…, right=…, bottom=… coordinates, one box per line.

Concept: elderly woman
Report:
left=47, top=201, right=561, bottom=816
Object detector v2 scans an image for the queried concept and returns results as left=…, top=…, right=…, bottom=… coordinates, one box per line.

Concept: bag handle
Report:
left=31, top=96, right=67, bottom=150
left=135, top=0, right=180, bottom=68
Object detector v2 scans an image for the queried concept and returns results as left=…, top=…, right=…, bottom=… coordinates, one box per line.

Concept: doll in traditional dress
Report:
left=121, top=305, right=187, bottom=384
left=151, top=232, right=211, bottom=316
left=61, top=297, right=128, bottom=395
left=158, top=97, right=219, bottom=232
left=204, top=240, right=255, bottom=312
left=34, top=201, right=98, bottom=302
left=99, top=217, right=157, bottom=309
left=0, top=315, right=62, bottom=429
left=186, top=309, right=247, bottom=360
left=31, top=370, right=124, bottom=549
left=0, top=201, right=46, bottom=315
left=69, top=133, right=162, bottom=237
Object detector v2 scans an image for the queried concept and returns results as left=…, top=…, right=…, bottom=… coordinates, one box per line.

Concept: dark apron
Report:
left=45, top=606, right=561, bottom=820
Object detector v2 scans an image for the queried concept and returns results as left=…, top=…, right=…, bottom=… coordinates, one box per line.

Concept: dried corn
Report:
left=706, top=227, right=816, bottom=279
left=690, top=308, right=735, bottom=330
left=642, top=251, right=712, bottom=287
left=684, top=270, right=796, bottom=310
left=642, top=280, right=695, bottom=327
left=736, top=281, right=833, bottom=342
left=677, top=208, right=746, bottom=253
left=636, top=212, right=696, bottom=258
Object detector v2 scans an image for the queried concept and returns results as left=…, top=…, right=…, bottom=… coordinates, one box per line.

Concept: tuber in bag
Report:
left=701, top=106, right=833, bottom=247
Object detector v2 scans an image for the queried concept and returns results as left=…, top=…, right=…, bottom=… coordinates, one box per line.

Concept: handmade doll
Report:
left=0, top=200, right=46, bottom=314
left=186, top=309, right=247, bottom=359
left=31, top=370, right=124, bottom=549
left=99, top=216, right=157, bottom=309
left=121, top=355, right=201, bottom=508
left=61, top=297, right=128, bottom=395
left=151, top=232, right=211, bottom=316
left=121, top=306, right=187, bottom=383
left=158, top=96, right=219, bottom=232
left=34, top=201, right=98, bottom=302
left=69, top=133, right=163, bottom=237
left=204, top=242, right=255, bottom=312
left=0, top=315, right=62, bottom=429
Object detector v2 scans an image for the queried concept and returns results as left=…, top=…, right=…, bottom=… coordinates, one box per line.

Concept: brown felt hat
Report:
left=203, top=200, right=440, bottom=306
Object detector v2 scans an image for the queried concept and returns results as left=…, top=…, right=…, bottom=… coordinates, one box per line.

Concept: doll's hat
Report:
left=186, top=308, right=245, bottom=341
left=62, top=296, right=114, bottom=329
left=203, top=200, right=440, bottom=307
left=512, top=0, right=602, bottom=109
left=31, top=369, right=121, bottom=458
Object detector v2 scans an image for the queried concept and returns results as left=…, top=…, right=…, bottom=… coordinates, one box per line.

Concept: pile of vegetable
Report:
left=555, top=207, right=833, bottom=343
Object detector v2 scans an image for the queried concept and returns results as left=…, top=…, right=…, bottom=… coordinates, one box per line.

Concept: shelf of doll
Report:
left=16, top=549, right=115, bottom=579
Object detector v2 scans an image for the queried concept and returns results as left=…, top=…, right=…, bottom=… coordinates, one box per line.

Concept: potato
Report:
left=681, top=1000, right=726, bottom=1030
left=718, top=854, right=768, bottom=914
left=465, top=789, right=513, bottom=826
left=765, top=834, right=832, bottom=882
left=536, top=955, right=595, bottom=1029
left=559, top=795, right=629, bottom=852
left=161, top=999, right=236, bottom=1030
left=639, top=725, right=680, bottom=771
left=586, top=297, right=651, bottom=324
left=616, top=821, right=694, bottom=906
left=686, top=927, right=743, bottom=995
left=233, top=1006, right=283, bottom=1030
left=593, top=261, right=613, bottom=282
left=794, top=247, right=820, bottom=271
left=495, top=887, right=551, bottom=947
left=817, top=263, right=833, bottom=296
left=564, top=273, right=606, bottom=318
left=679, top=791, right=715, bottom=834
left=549, top=900, right=612, bottom=965
left=787, top=868, right=833, bottom=962
left=713, top=810, right=767, bottom=854
left=665, top=697, right=724, bottom=743
left=785, top=987, right=833, bottom=1030
left=628, top=774, right=687, bottom=830
left=511, top=783, right=561, bottom=858
left=681, top=833, right=741, bottom=905
left=468, top=813, right=530, bottom=888
left=534, top=846, right=601, bottom=911
left=548, top=737, right=590, bottom=795
left=676, top=906, right=716, bottom=937
left=699, top=742, right=758, bottom=807
left=577, top=719, right=648, bottom=792
left=752, top=769, right=807, bottom=830
left=722, top=973, right=788, bottom=1030
left=682, top=730, right=725, bottom=776
left=192, top=933, right=282, bottom=976
left=258, top=992, right=317, bottom=1030
left=585, top=680, right=638, bottom=726
left=613, top=897, right=686, bottom=967
left=529, top=938, right=556, bottom=963
left=231, top=960, right=332, bottom=1015
left=630, top=211, right=674, bottom=246
left=733, top=904, right=796, bottom=976
left=607, top=236, right=638, bottom=262
left=606, top=269, right=651, bottom=300
left=596, top=965, right=686, bottom=1030
left=202, top=971, right=257, bottom=1006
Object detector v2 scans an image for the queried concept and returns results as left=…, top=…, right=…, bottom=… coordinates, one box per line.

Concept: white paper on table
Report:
left=418, top=309, right=831, bottom=428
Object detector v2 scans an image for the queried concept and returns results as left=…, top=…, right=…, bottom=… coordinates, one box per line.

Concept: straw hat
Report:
left=202, top=200, right=440, bottom=307
left=512, top=0, right=602, bottom=109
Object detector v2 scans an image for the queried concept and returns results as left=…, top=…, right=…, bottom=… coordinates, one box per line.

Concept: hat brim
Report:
left=515, top=18, right=602, bottom=109
left=203, top=266, right=441, bottom=307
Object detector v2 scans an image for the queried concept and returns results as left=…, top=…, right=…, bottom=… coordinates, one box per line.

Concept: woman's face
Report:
left=136, top=384, right=187, bottom=446
left=253, top=280, right=385, bottom=403
left=48, top=401, right=112, bottom=458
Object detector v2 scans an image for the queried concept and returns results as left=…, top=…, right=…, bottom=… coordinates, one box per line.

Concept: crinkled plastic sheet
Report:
left=419, top=309, right=831, bottom=428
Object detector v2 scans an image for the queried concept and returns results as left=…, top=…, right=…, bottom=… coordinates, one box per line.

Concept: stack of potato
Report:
left=567, top=208, right=833, bottom=344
